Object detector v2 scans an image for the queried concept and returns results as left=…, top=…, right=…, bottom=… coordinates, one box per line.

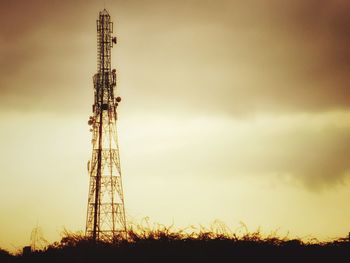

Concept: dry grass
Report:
left=42, top=219, right=350, bottom=249
left=2, top=221, right=350, bottom=262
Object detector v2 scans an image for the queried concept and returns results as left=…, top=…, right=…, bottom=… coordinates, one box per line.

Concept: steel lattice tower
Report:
left=85, top=9, right=127, bottom=241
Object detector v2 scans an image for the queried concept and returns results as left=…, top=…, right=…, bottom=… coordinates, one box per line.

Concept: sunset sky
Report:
left=1, top=0, right=350, bottom=252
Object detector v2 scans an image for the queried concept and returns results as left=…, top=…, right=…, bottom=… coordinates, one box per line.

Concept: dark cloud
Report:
left=121, top=0, right=350, bottom=116
left=0, top=0, right=349, bottom=115
left=245, top=124, right=350, bottom=190
left=0, top=0, right=94, bottom=113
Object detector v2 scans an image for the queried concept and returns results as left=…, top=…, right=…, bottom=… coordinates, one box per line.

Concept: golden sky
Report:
left=1, top=0, right=350, bottom=252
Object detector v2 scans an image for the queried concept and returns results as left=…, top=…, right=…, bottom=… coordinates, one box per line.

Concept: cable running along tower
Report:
left=86, top=9, right=127, bottom=241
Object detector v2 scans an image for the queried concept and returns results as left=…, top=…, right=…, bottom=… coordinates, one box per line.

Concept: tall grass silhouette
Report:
left=2, top=220, right=350, bottom=262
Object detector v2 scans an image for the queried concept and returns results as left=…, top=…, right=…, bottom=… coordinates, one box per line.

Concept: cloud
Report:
left=123, top=111, right=350, bottom=191
left=120, top=0, right=350, bottom=116
left=0, top=0, right=349, bottom=191
left=236, top=115, right=350, bottom=190
left=0, top=0, right=349, bottom=116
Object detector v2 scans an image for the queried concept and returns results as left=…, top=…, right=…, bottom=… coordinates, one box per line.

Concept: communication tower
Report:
left=85, top=9, right=127, bottom=241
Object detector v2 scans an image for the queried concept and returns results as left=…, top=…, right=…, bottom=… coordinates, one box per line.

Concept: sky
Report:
left=0, top=0, right=350, bottom=252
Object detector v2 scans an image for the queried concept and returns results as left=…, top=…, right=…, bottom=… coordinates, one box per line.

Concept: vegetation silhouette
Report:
left=2, top=221, right=350, bottom=262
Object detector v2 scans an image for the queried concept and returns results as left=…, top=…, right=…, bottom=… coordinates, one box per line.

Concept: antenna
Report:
left=85, top=9, right=127, bottom=242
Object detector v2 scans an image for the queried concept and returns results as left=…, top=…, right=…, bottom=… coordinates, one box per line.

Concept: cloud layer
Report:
left=0, top=0, right=349, bottom=189
left=0, top=0, right=349, bottom=115
left=121, top=111, right=350, bottom=191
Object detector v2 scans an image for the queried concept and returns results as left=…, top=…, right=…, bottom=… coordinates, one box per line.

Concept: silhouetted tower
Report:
left=86, top=9, right=127, bottom=241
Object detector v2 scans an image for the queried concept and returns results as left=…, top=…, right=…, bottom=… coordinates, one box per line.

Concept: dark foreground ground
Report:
left=2, top=229, right=350, bottom=263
